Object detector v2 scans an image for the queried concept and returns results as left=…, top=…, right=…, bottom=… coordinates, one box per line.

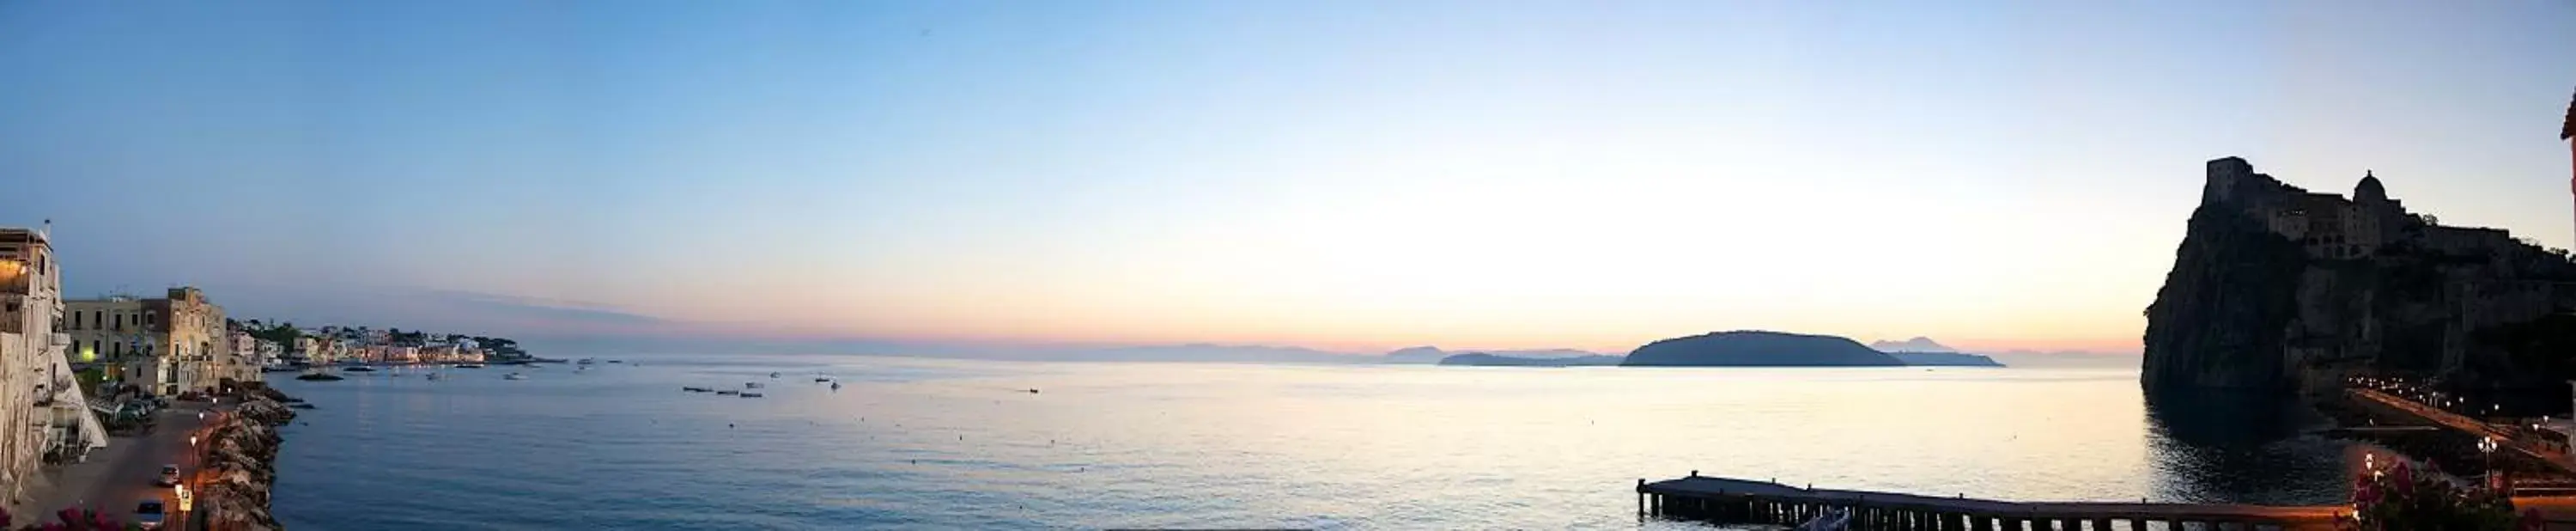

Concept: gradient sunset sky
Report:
left=3, top=1, right=2574, bottom=355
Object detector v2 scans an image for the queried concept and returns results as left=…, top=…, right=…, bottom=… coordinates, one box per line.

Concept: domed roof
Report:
left=2355, top=170, right=2387, bottom=203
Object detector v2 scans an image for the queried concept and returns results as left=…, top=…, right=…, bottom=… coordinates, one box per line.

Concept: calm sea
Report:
left=267, top=356, right=2357, bottom=529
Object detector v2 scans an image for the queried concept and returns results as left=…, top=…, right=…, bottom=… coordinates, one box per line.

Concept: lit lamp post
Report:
left=2479, top=436, right=2500, bottom=489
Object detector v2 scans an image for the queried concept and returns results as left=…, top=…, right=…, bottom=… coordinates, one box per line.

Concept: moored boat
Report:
left=504, top=373, right=527, bottom=381
left=739, top=392, right=763, bottom=398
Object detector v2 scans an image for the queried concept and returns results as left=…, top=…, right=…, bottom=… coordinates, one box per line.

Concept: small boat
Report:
left=343, top=366, right=377, bottom=373
left=716, top=390, right=739, bottom=395
left=578, top=358, right=597, bottom=365
left=295, top=370, right=343, bottom=381
left=456, top=363, right=485, bottom=369
left=504, top=373, right=527, bottom=381
left=830, top=381, right=842, bottom=391
left=745, top=382, right=764, bottom=388
left=769, top=372, right=781, bottom=378
left=813, top=377, right=831, bottom=382
left=607, top=360, right=624, bottom=363
left=683, top=387, right=714, bottom=393
left=426, top=373, right=444, bottom=381
left=738, top=393, right=764, bottom=398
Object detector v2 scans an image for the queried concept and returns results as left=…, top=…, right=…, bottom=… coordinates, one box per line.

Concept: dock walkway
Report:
left=1637, top=474, right=2346, bottom=530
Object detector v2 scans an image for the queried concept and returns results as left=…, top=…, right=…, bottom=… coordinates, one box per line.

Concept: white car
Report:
left=154, top=464, right=179, bottom=487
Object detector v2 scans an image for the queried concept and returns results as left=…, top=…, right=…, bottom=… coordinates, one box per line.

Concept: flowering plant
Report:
left=2354, top=461, right=2523, bottom=530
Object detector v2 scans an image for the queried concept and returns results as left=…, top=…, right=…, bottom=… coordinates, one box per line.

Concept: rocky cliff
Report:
left=2143, top=157, right=2576, bottom=393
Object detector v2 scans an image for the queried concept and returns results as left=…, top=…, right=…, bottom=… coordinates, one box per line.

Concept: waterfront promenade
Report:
left=1637, top=474, right=2345, bottom=530
left=2346, top=387, right=2576, bottom=473
left=10, top=402, right=222, bottom=527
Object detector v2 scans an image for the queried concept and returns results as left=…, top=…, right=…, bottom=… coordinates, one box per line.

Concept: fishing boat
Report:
left=504, top=373, right=527, bottom=381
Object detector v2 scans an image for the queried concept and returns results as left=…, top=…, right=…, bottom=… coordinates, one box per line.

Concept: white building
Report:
left=0, top=228, right=106, bottom=502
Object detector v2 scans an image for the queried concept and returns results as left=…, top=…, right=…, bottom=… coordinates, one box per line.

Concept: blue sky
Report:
left=3, top=1, right=2573, bottom=354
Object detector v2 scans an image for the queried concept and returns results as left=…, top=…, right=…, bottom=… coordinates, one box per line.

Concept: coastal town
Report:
left=1, top=226, right=532, bottom=529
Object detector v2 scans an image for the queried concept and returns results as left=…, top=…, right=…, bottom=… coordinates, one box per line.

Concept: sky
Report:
left=3, top=1, right=2574, bottom=356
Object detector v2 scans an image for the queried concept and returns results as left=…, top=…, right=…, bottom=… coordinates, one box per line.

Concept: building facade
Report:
left=0, top=229, right=102, bottom=502
left=66, top=287, right=230, bottom=395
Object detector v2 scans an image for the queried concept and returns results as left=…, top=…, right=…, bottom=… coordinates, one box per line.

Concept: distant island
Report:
left=1436, top=352, right=1625, bottom=367
left=1621, top=331, right=1905, bottom=367
left=1868, top=337, right=1954, bottom=352
left=1386, top=345, right=1607, bottom=364
left=1864, top=337, right=2005, bottom=367
left=1886, top=351, right=2004, bottom=367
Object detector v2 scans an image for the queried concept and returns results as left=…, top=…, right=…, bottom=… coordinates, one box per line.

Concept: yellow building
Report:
left=65, top=287, right=228, bottom=395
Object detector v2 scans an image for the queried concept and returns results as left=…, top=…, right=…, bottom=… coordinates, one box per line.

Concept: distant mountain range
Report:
left=1868, top=337, right=1957, bottom=353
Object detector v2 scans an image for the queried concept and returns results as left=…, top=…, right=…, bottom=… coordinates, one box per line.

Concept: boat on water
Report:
left=738, top=393, right=763, bottom=398
left=683, top=387, right=713, bottom=393
left=716, top=390, right=739, bottom=395
left=745, top=382, right=764, bottom=388
left=830, top=381, right=842, bottom=390
left=813, top=377, right=831, bottom=382
left=426, top=373, right=444, bottom=381
left=769, top=371, right=781, bottom=378
left=504, top=373, right=527, bottom=381
left=295, top=369, right=344, bottom=381
left=343, top=366, right=377, bottom=373
left=456, top=363, right=485, bottom=369
left=578, top=357, right=597, bottom=365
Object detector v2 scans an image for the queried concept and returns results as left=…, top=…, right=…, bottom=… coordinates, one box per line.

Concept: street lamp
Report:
left=2480, top=436, right=2500, bottom=488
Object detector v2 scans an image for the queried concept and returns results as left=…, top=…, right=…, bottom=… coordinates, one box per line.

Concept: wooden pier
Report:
left=1637, top=474, right=2347, bottom=530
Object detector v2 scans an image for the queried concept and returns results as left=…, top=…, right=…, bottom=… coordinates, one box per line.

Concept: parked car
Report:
left=133, top=499, right=165, bottom=530
left=154, top=464, right=179, bottom=486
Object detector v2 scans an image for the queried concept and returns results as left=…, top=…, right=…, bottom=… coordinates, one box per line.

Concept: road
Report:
left=12, top=402, right=217, bottom=528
